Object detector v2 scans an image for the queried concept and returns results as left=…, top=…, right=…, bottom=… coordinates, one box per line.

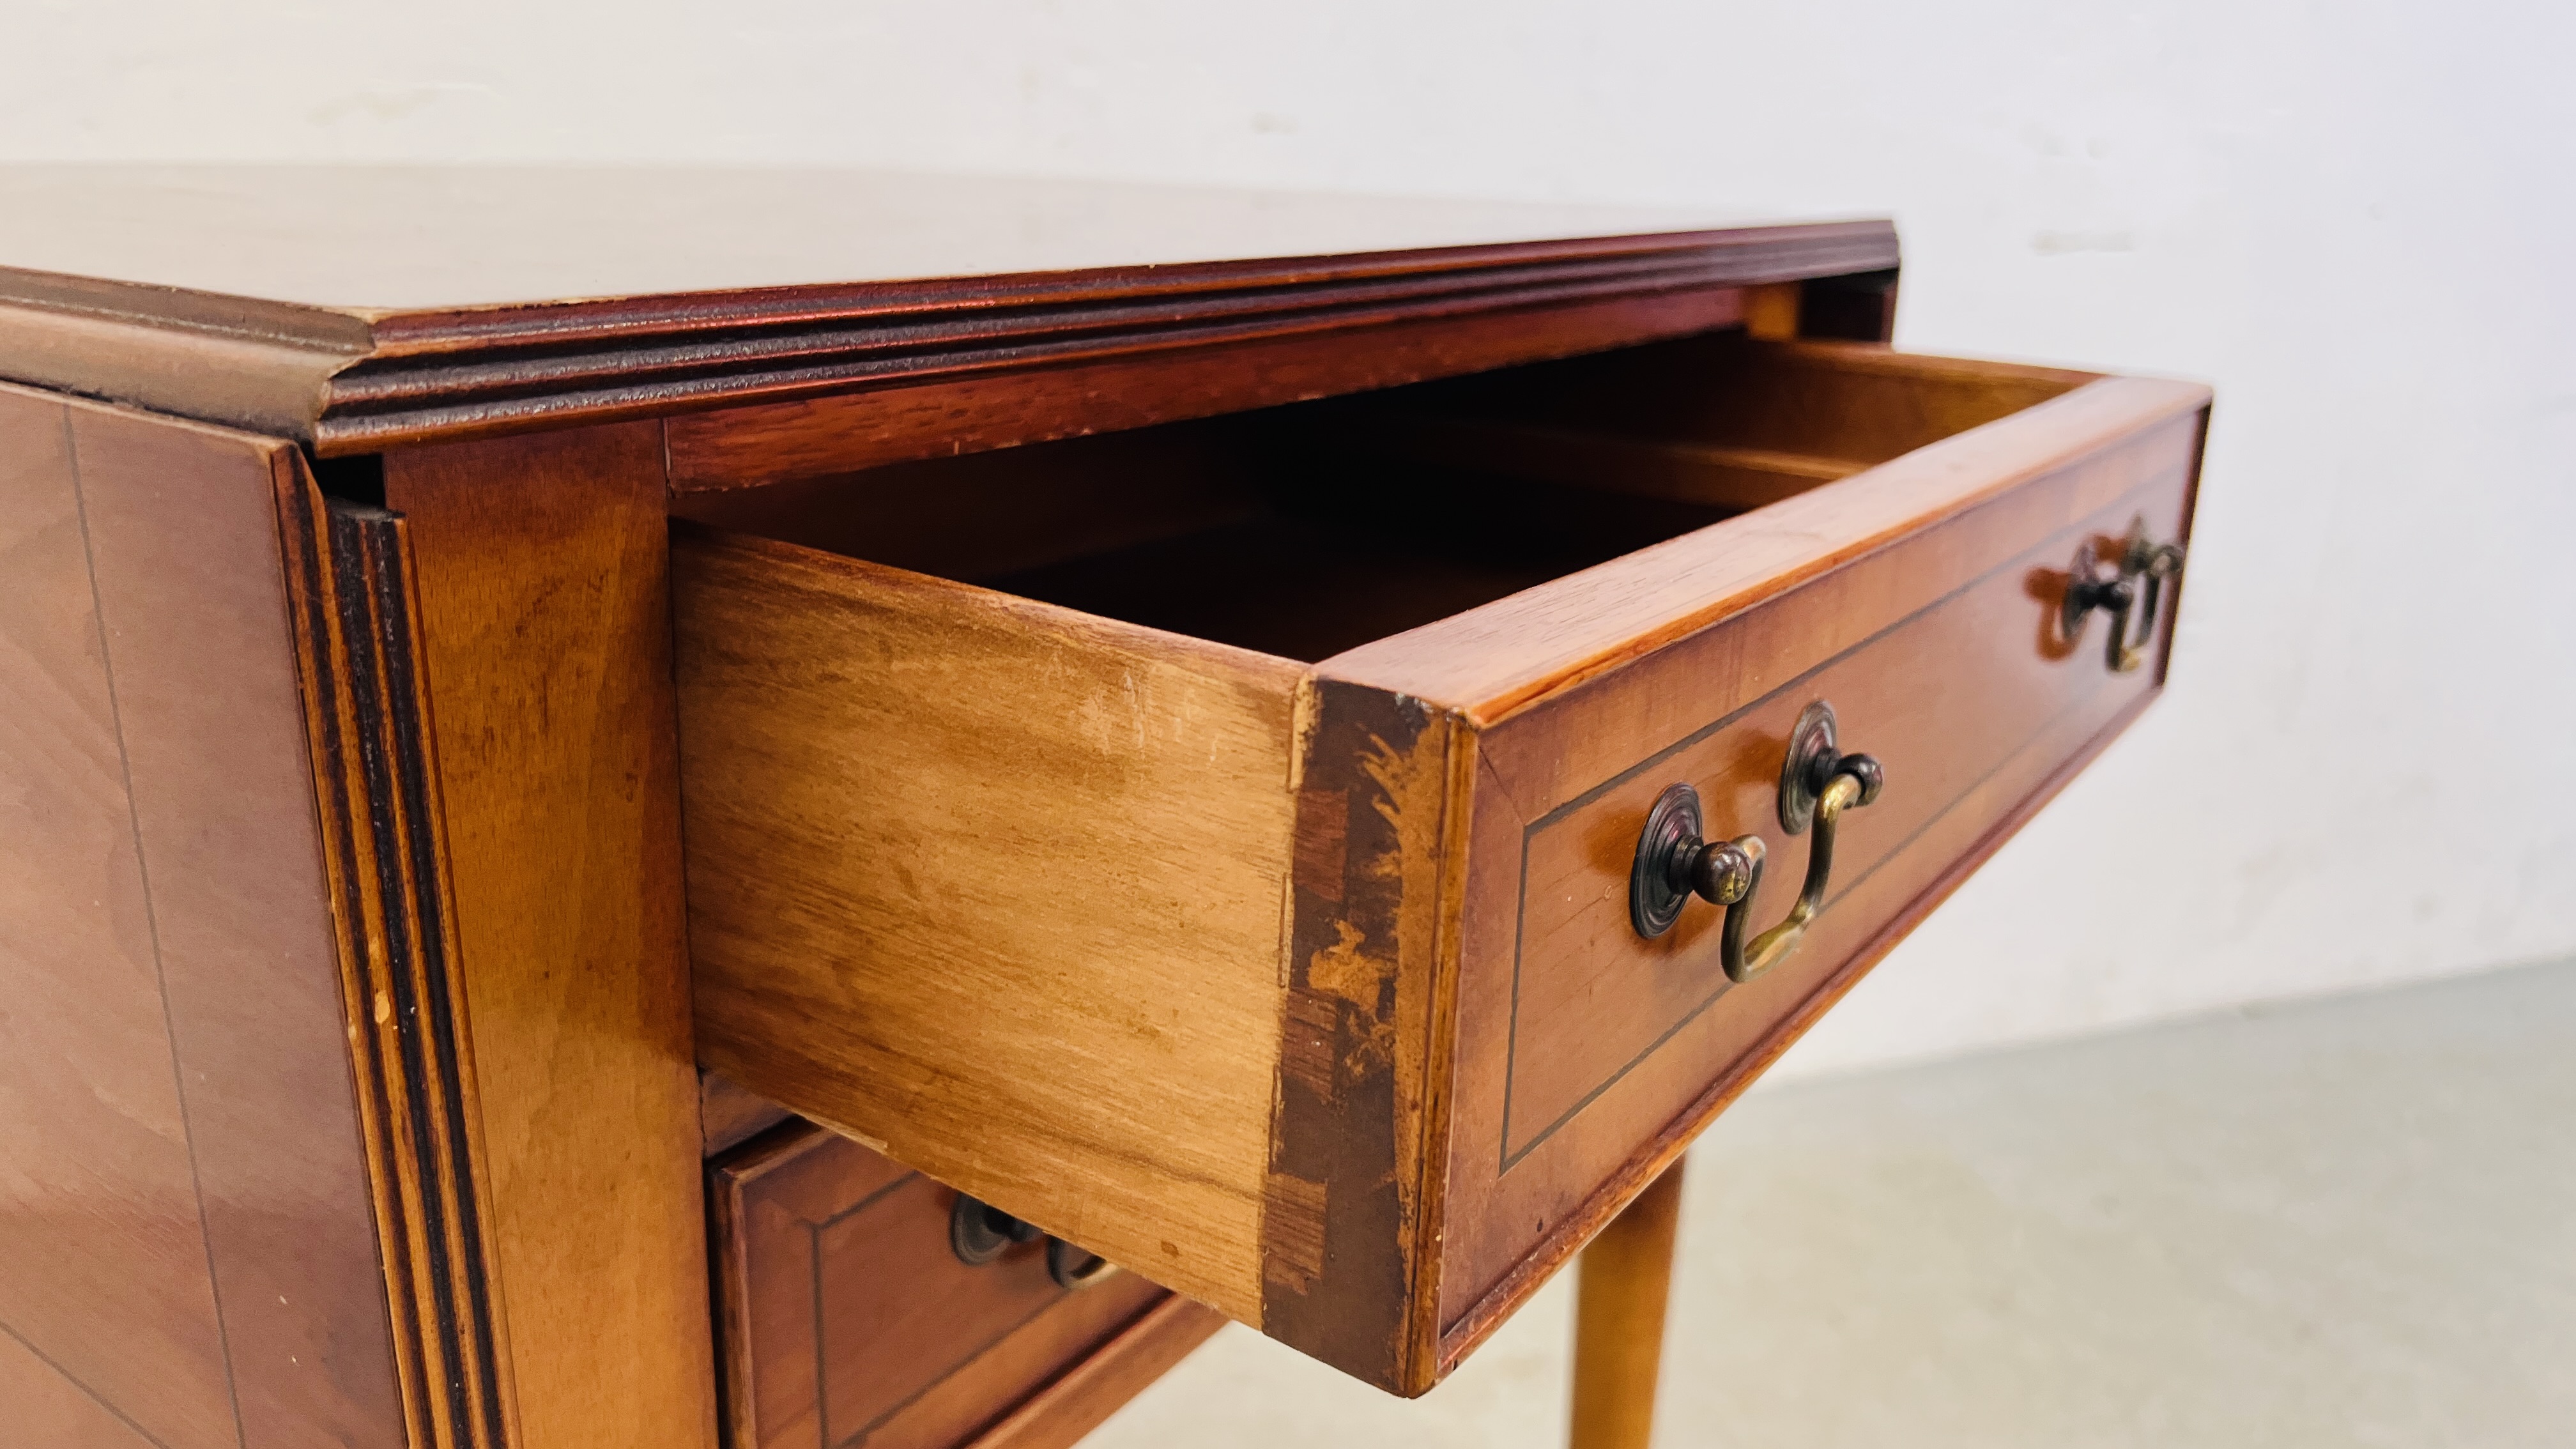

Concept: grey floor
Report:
left=1086, top=958, right=2576, bottom=1447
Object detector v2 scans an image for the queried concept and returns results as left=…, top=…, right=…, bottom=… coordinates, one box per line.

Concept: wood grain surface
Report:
left=0, top=174, right=2232, bottom=1437
left=1567, top=1159, right=1685, bottom=1449
left=958, top=1296, right=1224, bottom=1449
left=385, top=422, right=717, bottom=1449
left=1426, top=401, right=2208, bottom=1367
left=1259, top=680, right=1472, bottom=1392
left=662, top=287, right=1750, bottom=490
left=1321, top=344, right=2189, bottom=720
left=273, top=469, right=520, bottom=1449
left=0, top=386, right=234, bottom=1449
left=702, top=1074, right=795, bottom=1159
left=0, top=1326, right=160, bottom=1448
left=675, top=528, right=1303, bottom=1322
left=1349, top=412, right=1868, bottom=514
left=0, top=165, right=1897, bottom=454
left=1291, top=344, right=2202, bottom=1387
left=663, top=334, right=2206, bottom=1397
left=0, top=167, right=1873, bottom=311
left=0, top=383, right=408, bottom=1448
left=709, top=1123, right=1211, bottom=1449
left=1489, top=432, right=2198, bottom=1165
left=671, top=421, right=1268, bottom=583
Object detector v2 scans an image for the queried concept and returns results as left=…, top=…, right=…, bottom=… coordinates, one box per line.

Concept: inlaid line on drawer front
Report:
left=808, top=1171, right=928, bottom=1448
left=799, top=1166, right=1136, bottom=1448
left=1496, top=470, right=2182, bottom=1168
left=713, top=1123, right=1186, bottom=1449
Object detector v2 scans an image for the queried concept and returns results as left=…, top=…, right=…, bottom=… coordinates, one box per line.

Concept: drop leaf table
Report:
left=0, top=165, right=2204, bottom=1449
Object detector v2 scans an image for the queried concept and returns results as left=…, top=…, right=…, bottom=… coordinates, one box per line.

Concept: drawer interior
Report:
left=673, top=333, right=2087, bottom=661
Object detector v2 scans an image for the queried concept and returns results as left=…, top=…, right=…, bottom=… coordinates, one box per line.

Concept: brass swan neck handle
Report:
left=951, top=1193, right=1122, bottom=1289
left=1629, top=701, right=1883, bottom=984
left=2064, top=516, right=2186, bottom=674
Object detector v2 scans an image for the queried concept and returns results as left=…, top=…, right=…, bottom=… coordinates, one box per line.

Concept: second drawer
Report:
left=711, top=1121, right=1220, bottom=1449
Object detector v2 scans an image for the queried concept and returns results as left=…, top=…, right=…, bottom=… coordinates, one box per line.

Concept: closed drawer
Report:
left=710, top=1121, right=1221, bottom=1449
left=673, top=333, right=2210, bottom=1393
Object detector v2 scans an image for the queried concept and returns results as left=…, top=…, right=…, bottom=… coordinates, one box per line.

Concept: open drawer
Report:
left=671, top=333, right=2210, bottom=1394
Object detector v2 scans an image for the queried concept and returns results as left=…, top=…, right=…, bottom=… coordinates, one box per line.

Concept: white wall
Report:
left=8, top=1, right=2570, bottom=1076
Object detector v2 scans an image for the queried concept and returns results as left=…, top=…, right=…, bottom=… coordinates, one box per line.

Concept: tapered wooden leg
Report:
left=1569, top=1157, right=1687, bottom=1449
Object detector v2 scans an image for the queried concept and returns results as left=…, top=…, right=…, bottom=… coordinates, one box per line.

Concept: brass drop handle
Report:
left=950, top=1193, right=1041, bottom=1264
left=2063, top=516, right=2186, bottom=674
left=951, top=1194, right=1123, bottom=1289
left=1629, top=701, right=1883, bottom=984
left=1046, top=1238, right=1119, bottom=1289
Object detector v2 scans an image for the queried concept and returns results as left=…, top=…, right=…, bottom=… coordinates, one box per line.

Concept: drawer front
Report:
left=1423, top=392, right=2204, bottom=1354
left=711, top=1124, right=1220, bottom=1449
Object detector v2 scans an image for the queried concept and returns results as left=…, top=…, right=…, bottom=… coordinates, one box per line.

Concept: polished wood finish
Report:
left=677, top=529, right=1303, bottom=1321
left=709, top=1123, right=1220, bottom=1449
left=1343, top=333, right=2082, bottom=526
left=1429, top=370, right=2205, bottom=1373
left=0, top=387, right=240, bottom=1449
left=0, top=1326, right=160, bottom=1448
left=671, top=421, right=1273, bottom=585
left=2, top=163, right=2207, bottom=1445
left=0, top=167, right=1896, bottom=453
left=384, top=424, right=717, bottom=1449
left=1319, top=341, right=2153, bottom=720
left=666, top=338, right=2209, bottom=1393
left=1568, top=1158, right=1685, bottom=1449
left=1261, top=678, right=1471, bottom=1388
left=958, top=1296, right=1223, bottom=1449
left=663, top=287, right=1749, bottom=489
left=0, top=167, right=1877, bottom=308
left=0, top=383, right=408, bottom=1448
left=1353, top=411, right=1866, bottom=514
left=702, top=1074, right=796, bottom=1158
left=273, top=471, right=516, bottom=1449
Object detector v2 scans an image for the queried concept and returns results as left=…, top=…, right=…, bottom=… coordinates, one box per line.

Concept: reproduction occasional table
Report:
left=0, top=166, right=2204, bottom=1449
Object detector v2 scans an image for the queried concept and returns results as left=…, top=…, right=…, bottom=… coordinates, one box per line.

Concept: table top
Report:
left=0, top=166, right=1898, bottom=450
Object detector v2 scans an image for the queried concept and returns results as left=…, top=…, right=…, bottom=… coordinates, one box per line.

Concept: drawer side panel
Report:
left=675, top=530, right=1303, bottom=1322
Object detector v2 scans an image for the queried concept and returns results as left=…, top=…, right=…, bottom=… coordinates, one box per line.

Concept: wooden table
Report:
left=0, top=165, right=2205, bottom=1449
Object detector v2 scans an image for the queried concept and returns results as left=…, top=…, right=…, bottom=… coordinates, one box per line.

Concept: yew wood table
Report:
left=0, top=165, right=2205, bottom=1449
